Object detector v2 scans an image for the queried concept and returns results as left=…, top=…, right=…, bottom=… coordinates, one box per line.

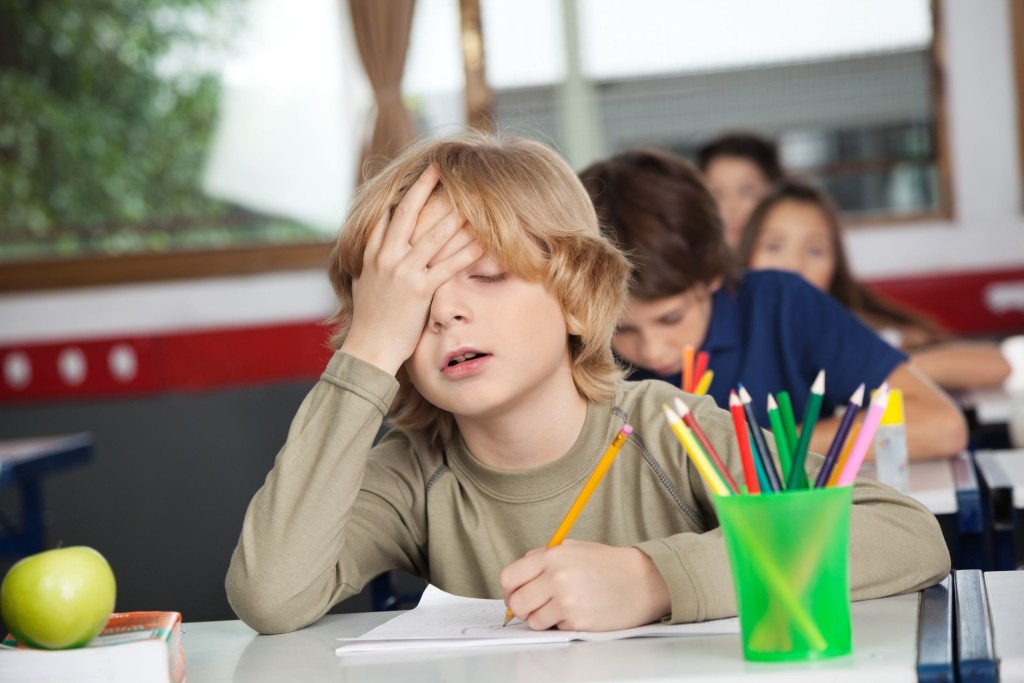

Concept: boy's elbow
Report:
left=225, top=558, right=323, bottom=635
left=227, top=581, right=318, bottom=635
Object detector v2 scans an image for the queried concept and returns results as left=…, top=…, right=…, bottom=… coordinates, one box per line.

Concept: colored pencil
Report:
left=738, top=385, right=782, bottom=492
left=814, top=384, right=865, bottom=488
left=673, top=397, right=739, bottom=494
left=683, top=345, right=695, bottom=392
left=664, top=405, right=732, bottom=497
left=835, top=384, right=890, bottom=487
left=775, top=391, right=799, bottom=453
left=503, top=423, right=633, bottom=626
left=785, top=370, right=825, bottom=490
left=729, top=391, right=760, bottom=495
left=694, top=370, right=714, bottom=396
left=693, top=351, right=709, bottom=389
left=766, top=394, right=794, bottom=485
left=748, top=431, right=772, bottom=492
left=826, top=422, right=861, bottom=488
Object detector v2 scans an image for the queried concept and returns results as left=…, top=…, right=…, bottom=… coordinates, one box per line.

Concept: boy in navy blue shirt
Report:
left=579, top=147, right=967, bottom=460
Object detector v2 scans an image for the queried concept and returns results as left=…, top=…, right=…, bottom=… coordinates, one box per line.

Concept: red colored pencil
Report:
left=728, top=390, right=760, bottom=495
left=673, top=397, right=739, bottom=494
left=693, top=351, right=709, bottom=389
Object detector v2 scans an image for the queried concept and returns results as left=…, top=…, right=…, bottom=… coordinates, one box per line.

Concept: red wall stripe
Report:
left=0, top=321, right=334, bottom=405
left=2, top=267, right=1023, bottom=405
left=867, top=266, right=1024, bottom=336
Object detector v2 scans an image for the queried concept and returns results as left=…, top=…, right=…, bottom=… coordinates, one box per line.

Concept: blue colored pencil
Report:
left=738, top=385, right=782, bottom=491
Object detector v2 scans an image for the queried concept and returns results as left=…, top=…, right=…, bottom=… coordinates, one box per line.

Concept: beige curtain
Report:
left=348, top=0, right=416, bottom=179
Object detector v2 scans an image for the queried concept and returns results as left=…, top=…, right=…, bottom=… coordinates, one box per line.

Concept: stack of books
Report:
left=1, top=611, right=185, bottom=683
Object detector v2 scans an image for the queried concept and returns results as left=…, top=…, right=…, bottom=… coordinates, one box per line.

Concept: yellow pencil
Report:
left=503, top=423, right=634, bottom=626
left=663, top=404, right=731, bottom=496
left=693, top=370, right=714, bottom=396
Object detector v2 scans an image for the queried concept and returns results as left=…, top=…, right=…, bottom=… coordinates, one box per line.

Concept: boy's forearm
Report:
left=226, top=352, right=399, bottom=634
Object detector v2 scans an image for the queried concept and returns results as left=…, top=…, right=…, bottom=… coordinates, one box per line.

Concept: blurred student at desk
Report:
left=225, top=133, right=949, bottom=637
left=696, top=131, right=784, bottom=249
left=578, top=148, right=968, bottom=461
left=737, top=179, right=1012, bottom=394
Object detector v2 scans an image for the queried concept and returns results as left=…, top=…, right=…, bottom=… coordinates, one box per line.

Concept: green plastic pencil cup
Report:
left=714, top=486, right=853, bottom=662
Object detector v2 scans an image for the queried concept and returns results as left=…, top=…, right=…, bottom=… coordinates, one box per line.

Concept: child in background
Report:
left=738, top=179, right=1011, bottom=392
left=579, top=147, right=968, bottom=461
left=697, top=131, right=784, bottom=248
left=226, top=133, right=950, bottom=636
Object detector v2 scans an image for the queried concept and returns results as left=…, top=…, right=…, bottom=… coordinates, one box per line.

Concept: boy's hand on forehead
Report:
left=410, top=192, right=478, bottom=269
left=341, top=164, right=484, bottom=376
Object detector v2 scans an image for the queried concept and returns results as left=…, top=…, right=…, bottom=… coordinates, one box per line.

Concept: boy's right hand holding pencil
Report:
left=341, top=165, right=484, bottom=376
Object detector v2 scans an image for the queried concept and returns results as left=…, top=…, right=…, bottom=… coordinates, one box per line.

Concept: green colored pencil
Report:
left=786, top=370, right=825, bottom=490
left=767, top=394, right=794, bottom=484
left=776, top=391, right=799, bottom=453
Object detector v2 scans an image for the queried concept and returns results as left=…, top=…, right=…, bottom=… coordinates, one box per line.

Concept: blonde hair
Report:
left=327, top=132, right=631, bottom=446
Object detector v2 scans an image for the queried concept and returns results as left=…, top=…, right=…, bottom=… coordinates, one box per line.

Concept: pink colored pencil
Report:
left=834, top=383, right=891, bottom=486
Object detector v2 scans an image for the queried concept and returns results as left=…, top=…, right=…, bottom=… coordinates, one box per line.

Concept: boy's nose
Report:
left=428, top=279, right=471, bottom=331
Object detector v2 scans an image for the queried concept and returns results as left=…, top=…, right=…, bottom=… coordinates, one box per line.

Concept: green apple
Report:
left=1, top=546, right=116, bottom=649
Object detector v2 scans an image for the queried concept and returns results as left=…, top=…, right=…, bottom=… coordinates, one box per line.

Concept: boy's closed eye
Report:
left=471, top=272, right=510, bottom=283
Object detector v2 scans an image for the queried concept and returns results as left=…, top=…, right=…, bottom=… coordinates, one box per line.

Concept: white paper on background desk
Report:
left=335, top=584, right=739, bottom=655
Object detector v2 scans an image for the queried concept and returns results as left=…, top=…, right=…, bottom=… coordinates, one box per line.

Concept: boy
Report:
left=579, top=147, right=968, bottom=461
left=226, top=133, right=949, bottom=636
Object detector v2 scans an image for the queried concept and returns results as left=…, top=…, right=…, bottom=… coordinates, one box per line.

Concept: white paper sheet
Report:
left=336, top=584, right=739, bottom=655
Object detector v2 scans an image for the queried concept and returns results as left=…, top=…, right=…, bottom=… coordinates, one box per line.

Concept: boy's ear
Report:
left=707, top=276, right=724, bottom=294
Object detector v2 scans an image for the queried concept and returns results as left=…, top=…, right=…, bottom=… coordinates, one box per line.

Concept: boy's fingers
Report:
left=427, top=224, right=476, bottom=268
left=425, top=240, right=484, bottom=287
left=389, top=165, right=441, bottom=244
left=363, top=212, right=389, bottom=259
left=499, top=552, right=544, bottom=604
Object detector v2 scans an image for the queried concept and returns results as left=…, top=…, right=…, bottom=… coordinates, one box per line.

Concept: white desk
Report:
left=182, top=594, right=924, bottom=683
left=959, top=389, right=1018, bottom=427
left=985, top=571, right=1024, bottom=683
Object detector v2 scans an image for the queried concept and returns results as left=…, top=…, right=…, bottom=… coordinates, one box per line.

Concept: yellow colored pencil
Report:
left=694, top=370, right=714, bottom=396
left=663, top=404, right=731, bottom=496
left=503, top=423, right=634, bottom=626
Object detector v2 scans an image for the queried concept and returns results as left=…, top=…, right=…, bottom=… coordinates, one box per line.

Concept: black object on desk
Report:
left=954, top=569, right=998, bottom=683
left=916, top=574, right=955, bottom=683
left=0, top=432, right=94, bottom=557
left=974, top=450, right=1022, bottom=571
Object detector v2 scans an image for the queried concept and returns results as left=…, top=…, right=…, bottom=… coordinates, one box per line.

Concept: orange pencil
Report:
left=503, top=423, right=633, bottom=626
left=682, top=345, right=696, bottom=392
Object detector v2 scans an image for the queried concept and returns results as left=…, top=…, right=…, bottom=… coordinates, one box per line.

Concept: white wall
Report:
left=845, top=0, right=1024, bottom=277
left=1, top=0, right=1022, bottom=345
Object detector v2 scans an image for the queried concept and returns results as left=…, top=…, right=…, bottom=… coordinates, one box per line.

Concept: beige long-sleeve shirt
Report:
left=226, top=352, right=950, bottom=634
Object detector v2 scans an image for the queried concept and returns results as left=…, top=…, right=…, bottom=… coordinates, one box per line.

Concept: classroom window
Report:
left=482, top=0, right=950, bottom=222
left=1, top=0, right=950, bottom=291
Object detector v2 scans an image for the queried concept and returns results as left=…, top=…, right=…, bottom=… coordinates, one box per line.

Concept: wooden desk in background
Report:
left=0, top=432, right=94, bottom=557
left=182, top=588, right=951, bottom=683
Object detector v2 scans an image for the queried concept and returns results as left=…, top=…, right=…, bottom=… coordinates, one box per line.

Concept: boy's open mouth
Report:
left=447, top=352, right=490, bottom=367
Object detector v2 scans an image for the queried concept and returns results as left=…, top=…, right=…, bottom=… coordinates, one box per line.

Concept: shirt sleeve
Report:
left=225, top=352, right=428, bottom=634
